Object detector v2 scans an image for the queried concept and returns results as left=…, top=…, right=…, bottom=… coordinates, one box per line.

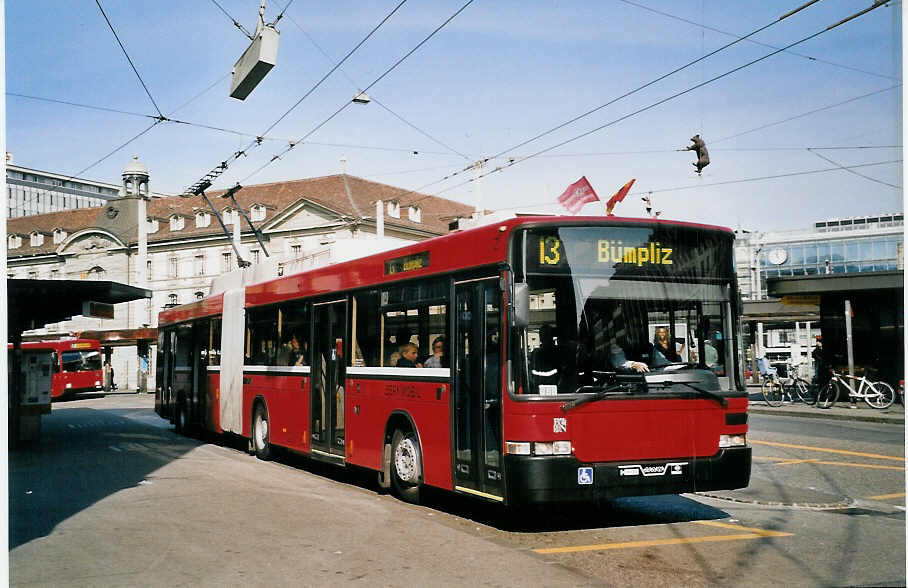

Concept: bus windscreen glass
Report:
left=519, top=226, right=740, bottom=396
left=61, top=350, right=102, bottom=373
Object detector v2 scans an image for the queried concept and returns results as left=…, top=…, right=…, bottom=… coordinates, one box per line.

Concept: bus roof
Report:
left=10, top=338, right=101, bottom=351
left=158, top=215, right=734, bottom=326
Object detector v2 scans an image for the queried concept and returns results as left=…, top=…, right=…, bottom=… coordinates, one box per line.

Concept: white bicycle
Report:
left=816, top=369, right=895, bottom=409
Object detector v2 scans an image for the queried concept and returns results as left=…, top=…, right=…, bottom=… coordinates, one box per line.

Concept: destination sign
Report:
left=384, top=251, right=430, bottom=275
left=538, top=235, right=673, bottom=268
left=523, top=226, right=734, bottom=280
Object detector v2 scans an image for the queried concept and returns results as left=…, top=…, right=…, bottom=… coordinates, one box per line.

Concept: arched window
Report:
left=195, top=211, right=211, bottom=228
left=8, top=235, right=21, bottom=249
left=195, top=291, right=205, bottom=300
left=147, top=217, right=159, bottom=233
left=251, top=204, right=266, bottom=221
left=407, top=205, right=421, bottom=223
left=53, top=228, right=67, bottom=244
left=168, top=293, right=179, bottom=305
left=170, top=215, right=185, bottom=231
left=87, top=266, right=106, bottom=280
left=30, top=231, right=44, bottom=246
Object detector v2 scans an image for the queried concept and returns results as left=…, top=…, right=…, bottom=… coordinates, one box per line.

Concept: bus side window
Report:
left=209, top=319, right=221, bottom=366
left=246, top=306, right=279, bottom=366
left=378, top=279, right=448, bottom=368
left=277, top=301, right=310, bottom=367
left=353, top=291, right=381, bottom=367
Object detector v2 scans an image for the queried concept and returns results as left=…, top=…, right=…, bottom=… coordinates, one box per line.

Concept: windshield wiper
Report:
left=560, top=384, right=630, bottom=412
left=657, top=380, right=727, bottom=408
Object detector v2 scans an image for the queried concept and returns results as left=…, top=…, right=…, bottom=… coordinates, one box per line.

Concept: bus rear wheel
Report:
left=391, top=429, right=422, bottom=504
left=252, top=403, right=272, bottom=460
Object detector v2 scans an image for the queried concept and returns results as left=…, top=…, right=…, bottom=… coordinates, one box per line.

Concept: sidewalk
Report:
left=746, top=384, right=904, bottom=425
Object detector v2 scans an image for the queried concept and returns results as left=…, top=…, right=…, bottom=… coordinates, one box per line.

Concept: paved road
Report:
left=9, top=394, right=906, bottom=587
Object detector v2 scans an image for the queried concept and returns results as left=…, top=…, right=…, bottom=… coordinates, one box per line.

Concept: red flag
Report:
left=605, top=179, right=636, bottom=216
left=556, top=176, right=599, bottom=214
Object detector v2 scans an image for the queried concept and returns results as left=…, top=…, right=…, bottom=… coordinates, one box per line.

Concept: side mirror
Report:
left=513, top=283, right=530, bottom=328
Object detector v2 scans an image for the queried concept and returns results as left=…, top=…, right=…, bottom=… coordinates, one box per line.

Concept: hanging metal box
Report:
left=230, top=25, right=280, bottom=100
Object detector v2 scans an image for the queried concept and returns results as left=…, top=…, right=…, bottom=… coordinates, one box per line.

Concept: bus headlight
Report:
left=508, top=441, right=573, bottom=455
left=506, top=441, right=531, bottom=455
left=552, top=441, right=572, bottom=455
left=534, top=442, right=554, bottom=455
left=719, top=434, right=746, bottom=448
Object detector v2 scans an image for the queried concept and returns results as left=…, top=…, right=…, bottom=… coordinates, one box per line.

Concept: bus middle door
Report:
left=311, top=300, right=347, bottom=460
left=453, top=278, right=503, bottom=501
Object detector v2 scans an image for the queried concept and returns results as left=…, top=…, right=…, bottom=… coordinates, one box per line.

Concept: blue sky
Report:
left=5, top=1, right=903, bottom=231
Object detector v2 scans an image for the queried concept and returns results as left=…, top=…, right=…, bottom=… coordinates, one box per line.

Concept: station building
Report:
left=6, top=158, right=474, bottom=391
left=734, top=214, right=903, bottom=385
left=6, top=160, right=168, bottom=218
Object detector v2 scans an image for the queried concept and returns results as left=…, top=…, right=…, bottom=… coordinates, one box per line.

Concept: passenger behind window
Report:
left=530, top=324, right=564, bottom=385
left=396, top=342, right=422, bottom=368
left=424, top=336, right=446, bottom=368
left=277, top=333, right=307, bottom=366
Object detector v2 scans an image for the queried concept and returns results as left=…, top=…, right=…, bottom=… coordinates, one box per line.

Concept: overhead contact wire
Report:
left=428, top=0, right=889, bottom=199
left=95, top=0, right=164, bottom=117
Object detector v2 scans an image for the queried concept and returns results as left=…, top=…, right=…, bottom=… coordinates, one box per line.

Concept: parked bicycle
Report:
left=759, top=358, right=814, bottom=406
left=816, top=369, right=895, bottom=409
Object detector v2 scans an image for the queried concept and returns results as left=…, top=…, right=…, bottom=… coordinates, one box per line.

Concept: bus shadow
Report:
left=420, top=489, right=731, bottom=532
left=8, top=406, right=199, bottom=549
left=266, top=446, right=729, bottom=533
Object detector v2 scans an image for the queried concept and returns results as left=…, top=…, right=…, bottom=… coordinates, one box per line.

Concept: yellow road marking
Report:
left=750, top=440, right=904, bottom=462
left=868, top=492, right=905, bottom=500
left=695, top=521, right=791, bottom=535
left=771, top=459, right=904, bottom=471
left=532, top=522, right=791, bottom=554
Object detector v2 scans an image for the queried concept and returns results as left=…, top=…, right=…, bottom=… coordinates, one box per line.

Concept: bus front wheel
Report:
left=391, top=429, right=422, bottom=504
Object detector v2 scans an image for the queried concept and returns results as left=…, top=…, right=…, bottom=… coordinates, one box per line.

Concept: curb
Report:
left=748, top=406, right=904, bottom=425
left=697, top=490, right=853, bottom=510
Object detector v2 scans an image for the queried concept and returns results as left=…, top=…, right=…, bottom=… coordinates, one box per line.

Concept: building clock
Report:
left=767, top=247, right=788, bottom=265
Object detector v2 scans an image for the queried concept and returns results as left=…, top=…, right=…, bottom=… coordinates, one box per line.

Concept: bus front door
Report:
left=453, top=278, right=503, bottom=501
left=311, top=300, right=347, bottom=460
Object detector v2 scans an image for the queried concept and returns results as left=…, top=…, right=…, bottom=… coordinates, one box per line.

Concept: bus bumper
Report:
left=503, top=446, right=752, bottom=505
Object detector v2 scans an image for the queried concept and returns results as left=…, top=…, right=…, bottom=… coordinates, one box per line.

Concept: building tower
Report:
left=122, top=157, right=151, bottom=392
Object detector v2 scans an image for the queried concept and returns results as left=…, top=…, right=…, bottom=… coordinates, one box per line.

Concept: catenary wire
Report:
left=6, top=91, right=465, bottom=156
left=617, top=0, right=899, bottom=81
left=95, top=0, right=164, bottom=117
left=168, top=72, right=232, bottom=115
left=70, top=120, right=164, bottom=181
left=208, top=0, right=254, bottom=39
left=236, top=0, right=476, bottom=185
left=420, top=0, right=890, bottom=201
left=397, top=0, right=831, bottom=206
left=418, top=159, right=902, bottom=218
left=466, top=0, right=828, bottom=187
left=182, top=0, right=409, bottom=195
left=271, top=0, right=295, bottom=25
left=711, top=84, right=902, bottom=144
left=806, top=149, right=901, bottom=188
left=6, top=93, right=153, bottom=119
left=272, top=3, right=473, bottom=161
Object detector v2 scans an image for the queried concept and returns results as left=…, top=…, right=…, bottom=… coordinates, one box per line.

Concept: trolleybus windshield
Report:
left=518, top=225, right=740, bottom=396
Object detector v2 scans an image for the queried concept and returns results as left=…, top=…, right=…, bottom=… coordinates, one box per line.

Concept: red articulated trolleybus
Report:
left=156, top=216, right=751, bottom=505
left=13, top=339, right=104, bottom=399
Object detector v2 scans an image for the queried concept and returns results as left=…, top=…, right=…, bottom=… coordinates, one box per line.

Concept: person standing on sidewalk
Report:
left=812, top=336, right=837, bottom=404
